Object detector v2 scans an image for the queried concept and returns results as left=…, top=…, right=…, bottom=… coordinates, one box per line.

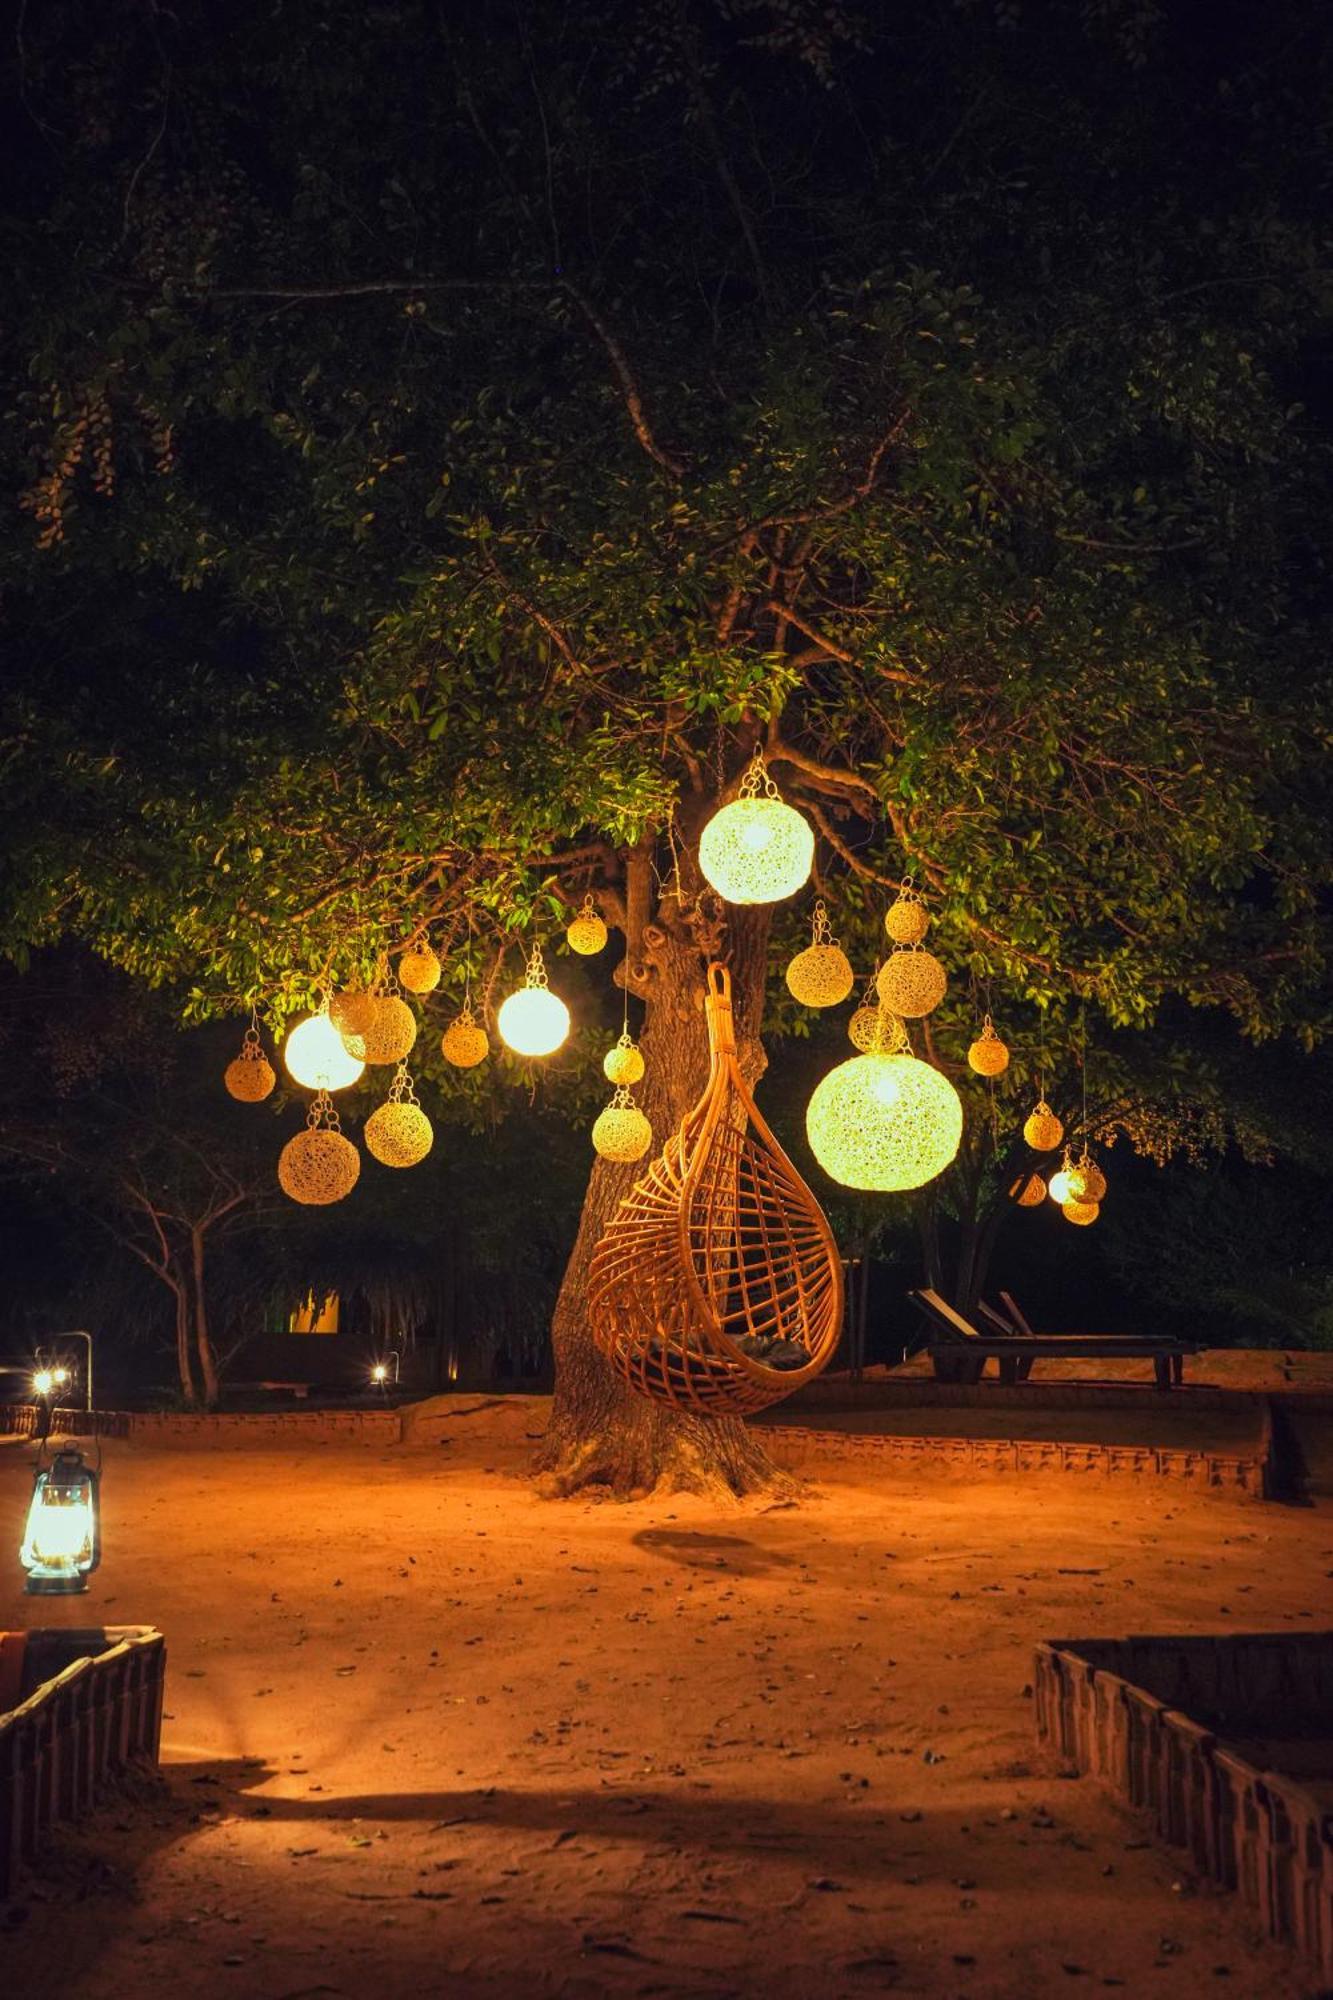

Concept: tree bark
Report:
left=535, top=901, right=798, bottom=1499
left=190, top=1223, right=221, bottom=1409
left=173, top=1274, right=197, bottom=1407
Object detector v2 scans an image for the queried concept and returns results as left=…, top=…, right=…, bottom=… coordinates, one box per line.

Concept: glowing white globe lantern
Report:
left=806, top=1051, right=963, bottom=1192
left=698, top=752, right=814, bottom=905
left=284, top=1004, right=365, bottom=1091
left=497, top=941, right=571, bottom=1057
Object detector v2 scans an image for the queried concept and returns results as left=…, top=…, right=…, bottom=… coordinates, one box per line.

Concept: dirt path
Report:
left=2, top=1400, right=1326, bottom=1998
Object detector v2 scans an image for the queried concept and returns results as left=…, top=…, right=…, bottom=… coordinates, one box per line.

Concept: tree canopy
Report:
left=3, top=0, right=1329, bottom=1046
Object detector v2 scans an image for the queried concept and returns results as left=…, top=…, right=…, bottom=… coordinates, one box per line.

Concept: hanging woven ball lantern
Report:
left=365, top=1065, right=434, bottom=1168
left=876, top=946, right=948, bottom=1019
left=592, top=1088, right=653, bottom=1163
left=278, top=1093, right=361, bottom=1205
left=1068, top=1152, right=1108, bottom=1203
left=441, top=1003, right=489, bottom=1069
left=1062, top=1198, right=1100, bottom=1228
left=398, top=942, right=442, bottom=995
left=359, top=993, right=418, bottom=1066
left=848, top=985, right=902, bottom=1051
left=967, top=1014, right=1010, bottom=1077
left=498, top=941, right=570, bottom=1057
left=604, top=1030, right=645, bottom=1086
left=1012, top=1172, right=1047, bottom=1208
left=884, top=880, right=930, bottom=946
left=698, top=750, right=814, bottom=906
left=566, top=893, right=608, bottom=956
left=285, top=1005, right=366, bottom=1092
left=224, top=1023, right=276, bottom=1103
left=786, top=900, right=855, bottom=1008
left=1047, top=1152, right=1077, bottom=1206
left=1023, top=1098, right=1064, bottom=1151
left=806, top=1051, right=963, bottom=1192
left=329, top=988, right=378, bottom=1042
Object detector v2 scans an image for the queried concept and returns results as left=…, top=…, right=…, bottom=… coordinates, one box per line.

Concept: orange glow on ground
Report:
left=0, top=1400, right=1320, bottom=1995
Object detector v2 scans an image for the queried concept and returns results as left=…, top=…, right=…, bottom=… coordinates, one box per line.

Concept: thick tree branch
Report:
left=560, top=282, right=685, bottom=480
left=746, top=412, right=910, bottom=534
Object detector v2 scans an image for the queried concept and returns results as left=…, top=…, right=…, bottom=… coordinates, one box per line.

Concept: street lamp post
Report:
left=370, top=1350, right=402, bottom=1394
left=54, top=1331, right=94, bottom=1413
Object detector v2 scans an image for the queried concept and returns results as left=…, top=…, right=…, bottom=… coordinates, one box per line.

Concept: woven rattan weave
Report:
left=589, top=963, right=843, bottom=1416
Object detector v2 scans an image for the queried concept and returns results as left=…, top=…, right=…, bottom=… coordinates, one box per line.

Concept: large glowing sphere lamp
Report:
left=284, top=1006, right=365, bottom=1091
left=498, top=942, right=570, bottom=1058
left=21, top=1448, right=101, bottom=1594
left=806, top=1051, right=963, bottom=1192
left=698, top=753, right=814, bottom=906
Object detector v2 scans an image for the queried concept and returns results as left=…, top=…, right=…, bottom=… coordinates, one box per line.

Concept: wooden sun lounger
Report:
left=910, top=1288, right=1199, bottom=1388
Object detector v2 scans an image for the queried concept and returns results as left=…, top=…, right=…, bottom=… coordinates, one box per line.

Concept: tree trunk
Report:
left=535, top=903, right=797, bottom=1499
left=190, top=1223, right=221, bottom=1409
left=173, top=1274, right=197, bottom=1407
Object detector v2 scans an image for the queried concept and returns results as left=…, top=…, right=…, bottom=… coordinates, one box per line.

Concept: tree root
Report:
left=534, top=1409, right=801, bottom=1503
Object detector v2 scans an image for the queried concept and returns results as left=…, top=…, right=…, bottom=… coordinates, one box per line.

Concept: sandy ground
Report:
left=2, top=1398, right=1329, bottom=2000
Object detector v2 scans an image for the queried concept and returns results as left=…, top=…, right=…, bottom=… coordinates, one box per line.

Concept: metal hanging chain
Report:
left=1080, top=1004, right=1089, bottom=1143
left=738, top=746, right=780, bottom=800
left=526, top=938, right=551, bottom=989
left=307, top=1088, right=342, bottom=1133
left=389, top=1061, right=421, bottom=1107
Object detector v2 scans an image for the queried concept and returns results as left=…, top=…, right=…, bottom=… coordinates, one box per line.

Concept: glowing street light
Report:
left=370, top=1351, right=401, bottom=1391
left=20, top=1447, right=102, bottom=1594
left=31, top=1368, right=55, bottom=1399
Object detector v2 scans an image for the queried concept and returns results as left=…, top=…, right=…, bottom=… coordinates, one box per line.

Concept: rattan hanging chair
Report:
left=589, top=963, right=844, bottom=1416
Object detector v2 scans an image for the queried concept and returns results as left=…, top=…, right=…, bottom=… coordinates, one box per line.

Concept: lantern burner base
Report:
left=24, top=1574, right=90, bottom=1595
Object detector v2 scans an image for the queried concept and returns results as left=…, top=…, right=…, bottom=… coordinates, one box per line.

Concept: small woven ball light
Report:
left=786, top=900, right=855, bottom=1009
left=566, top=893, right=608, bottom=957
left=365, top=1065, right=434, bottom=1168
left=278, top=1092, right=361, bottom=1205
left=806, top=1050, right=963, bottom=1193
left=1069, top=1152, right=1108, bottom=1203
left=885, top=880, right=930, bottom=946
left=1023, top=1097, right=1064, bottom=1151
left=698, top=750, right=815, bottom=906
left=592, top=1087, right=652, bottom=1163
left=285, top=1003, right=366, bottom=1091
left=604, top=1030, right=645, bottom=1086
left=1063, top=1198, right=1100, bottom=1228
left=441, top=1002, right=489, bottom=1069
left=360, top=993, right=418, bottom=1066
left=398, top=941, right=441, bottom=995
left=967, top=1014, right=1010, bottom=1077
left=1013, top=1172, right=1047, bottom=1208
left=876, top=945, right=948, bottom=1019
left=1047, top=1151, right=1077, bottom=1206
left=224, top=1022, right=276, bottom=1103
left=497, top=941, right=571, bottom=1057
left=329, top=988, right=378, bottom=1042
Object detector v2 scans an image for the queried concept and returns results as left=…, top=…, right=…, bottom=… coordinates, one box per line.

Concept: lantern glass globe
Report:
left=498, top=986, right=571, bottom=1058
left=284, top=1011, right=366, bottom=1091
left=698, top=797, right=814, bottom=905
left=806, top=1052, right=963, bottom=1192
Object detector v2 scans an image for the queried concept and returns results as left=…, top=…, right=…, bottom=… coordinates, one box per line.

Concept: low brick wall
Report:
left=790, top=1375, right=1333, bottom=1417
left=2, top=1404, right=402, bottom=1448
left=0, top=1625, right=165, bottom=1896
left=763, top=1423, right=1268, bottom=1498
left=1035, top=1633, right=1333, bottom=1984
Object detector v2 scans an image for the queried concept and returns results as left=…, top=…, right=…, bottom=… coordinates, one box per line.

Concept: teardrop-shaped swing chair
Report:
left=589, top=963, right=844, bottom=1416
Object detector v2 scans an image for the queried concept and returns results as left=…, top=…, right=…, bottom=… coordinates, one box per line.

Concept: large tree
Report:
left=2, top=0, right=1330, bottom=1487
